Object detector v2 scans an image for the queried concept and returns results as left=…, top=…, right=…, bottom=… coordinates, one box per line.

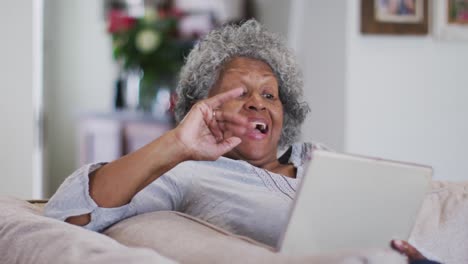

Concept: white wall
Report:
left=345, top=0, right=468, bottom=181
left=0, top=2, right=36, bottom=198
left=292, top=0, right=468, bottom=181
left=44, top=0, right=116, bottom=195
left=291, top=0, right=346, bottom=151
left=251, top=0, right=291, bottom=38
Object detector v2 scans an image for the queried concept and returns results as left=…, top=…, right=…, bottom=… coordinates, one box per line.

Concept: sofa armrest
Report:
left=409, top=180, right=468, bottom=264
left=0, top=196, right=175, bottom=264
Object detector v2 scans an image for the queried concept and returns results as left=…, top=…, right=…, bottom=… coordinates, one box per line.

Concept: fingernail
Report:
left=394, top=240, right=404, bottom=248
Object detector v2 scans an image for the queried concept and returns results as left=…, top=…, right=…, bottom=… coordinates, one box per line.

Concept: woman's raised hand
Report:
left=81, top=88, right=249, bottom=210
left=173, top=87, right=250, bottom=161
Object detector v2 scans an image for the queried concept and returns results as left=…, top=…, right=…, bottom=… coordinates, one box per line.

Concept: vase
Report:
left=113, top=71, right=126, bottom=110
left=124, top=68, right=143, bottom=111
left=140, top=73, right=176, bottom=117
left=122, top=68, right=176, bottom=119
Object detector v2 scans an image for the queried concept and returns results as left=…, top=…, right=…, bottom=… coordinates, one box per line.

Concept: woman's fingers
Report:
left=211, top=109, right=252, bottom=138
left=213, top=110, right=249, bottom=126
left=204, top=87, right=244, bottom=109
left=179, top=88, right=250, bottom=159
left=214, top=137, right=242, bottom=155
left=208, top=111, right=223, bottom=142
left=391, top=240, right=426, bottom=261
left=218, top=122, right=249, bottom=137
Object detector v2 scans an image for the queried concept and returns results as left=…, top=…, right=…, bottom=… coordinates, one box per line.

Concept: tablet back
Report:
left=279, top=150, right=432, bottom=255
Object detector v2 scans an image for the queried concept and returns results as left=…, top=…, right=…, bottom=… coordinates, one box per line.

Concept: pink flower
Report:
left=107, top=9, right=136, bottom=33
left=158, top=8, right=185, bottom=19
left=169, top=8, right=185, bottom=18
left=459, top=11, right=468, bottom=22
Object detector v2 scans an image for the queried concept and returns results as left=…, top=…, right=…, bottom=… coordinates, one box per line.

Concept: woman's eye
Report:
left=263, top=93, right=275, bottom=100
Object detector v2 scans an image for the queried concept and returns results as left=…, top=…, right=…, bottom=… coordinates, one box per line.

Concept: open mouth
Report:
left=253, top=122, right=269, bottom=134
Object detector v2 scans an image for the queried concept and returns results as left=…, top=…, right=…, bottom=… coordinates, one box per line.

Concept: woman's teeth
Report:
left=253, top=122, right=268, bottom=133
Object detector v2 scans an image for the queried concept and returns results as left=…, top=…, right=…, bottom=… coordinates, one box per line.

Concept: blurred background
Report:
left=1, top=0, right=467, bottom=199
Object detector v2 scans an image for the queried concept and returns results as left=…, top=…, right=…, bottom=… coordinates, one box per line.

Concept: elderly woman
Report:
left=44, top=20, right=434, bottom=263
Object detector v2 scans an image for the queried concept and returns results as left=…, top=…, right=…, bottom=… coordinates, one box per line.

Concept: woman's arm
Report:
left=89, top=130, right=189, bottom=208
left=65, top=131, right=187, bottom=225
left=65, top=88, right=249, bottom=226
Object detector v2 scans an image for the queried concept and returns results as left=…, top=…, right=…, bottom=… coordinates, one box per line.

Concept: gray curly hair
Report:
left=174, top=19, right=309, bottom=148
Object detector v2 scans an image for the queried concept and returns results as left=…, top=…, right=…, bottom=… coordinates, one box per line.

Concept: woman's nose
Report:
left=244, top=93, right=266, bottom=111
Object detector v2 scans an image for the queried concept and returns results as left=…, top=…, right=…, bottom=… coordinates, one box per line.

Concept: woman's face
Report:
left=209, top=57, right=283, bottom=166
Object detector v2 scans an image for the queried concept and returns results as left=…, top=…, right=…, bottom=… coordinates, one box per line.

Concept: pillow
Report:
left=104, top=210, right=406, bottom=264
left=0, top=196, right=175, bottom=264
left=410, top=181, right=468, bottom=264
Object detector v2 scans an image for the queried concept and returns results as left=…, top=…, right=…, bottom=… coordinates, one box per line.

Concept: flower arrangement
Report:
left=108, top=7, right=190, bottom=77
left=107, top=7, right=192, bottom=112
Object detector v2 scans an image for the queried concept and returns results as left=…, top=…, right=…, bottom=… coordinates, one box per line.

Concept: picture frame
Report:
left=434, top=0, right=468, bottom=41
left=361, top=0, right=429, bottom=35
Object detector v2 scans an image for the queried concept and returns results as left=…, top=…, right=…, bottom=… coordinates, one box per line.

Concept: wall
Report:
left=251, top=0, right=291, bottom=38
left=44, top=0, right=116, bottom=195
left=345, top=0, right=468, bottom=180
left=291, top=0, right=468, bottom=181
left=291, top=0, right=346, bottom=152
left=0, top=2, right=35, bottom=198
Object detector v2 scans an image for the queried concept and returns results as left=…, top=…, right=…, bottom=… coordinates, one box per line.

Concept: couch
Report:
left=0, top=180, right=466, bottom=264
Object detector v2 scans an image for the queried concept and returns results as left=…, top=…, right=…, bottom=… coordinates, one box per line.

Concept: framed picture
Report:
left=361, top=0, right=429, bottom=35
left=434, top=0, right=468, bottom=41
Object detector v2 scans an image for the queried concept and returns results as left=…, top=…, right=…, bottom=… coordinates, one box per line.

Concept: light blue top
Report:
left=44, top=142, right=325, bottom=247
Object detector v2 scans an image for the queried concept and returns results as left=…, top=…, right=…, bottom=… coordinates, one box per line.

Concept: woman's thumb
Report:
left=217, top=137, right=242, bottom=155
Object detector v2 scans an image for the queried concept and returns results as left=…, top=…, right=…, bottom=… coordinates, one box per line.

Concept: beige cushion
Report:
left=0, top=196, right=175, bottom=264
left=409, top=181, right=468, bottom=264
left=104, top=211, right=405, bottom=264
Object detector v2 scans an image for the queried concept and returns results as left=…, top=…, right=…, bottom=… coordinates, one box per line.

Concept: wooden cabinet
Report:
left=78, top=112, right=174, bottom=165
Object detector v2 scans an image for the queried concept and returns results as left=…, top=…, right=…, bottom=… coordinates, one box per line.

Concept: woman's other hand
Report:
left=174, top=87, right=250, bottom=161
left=391, top=240, right=434, bottom=264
